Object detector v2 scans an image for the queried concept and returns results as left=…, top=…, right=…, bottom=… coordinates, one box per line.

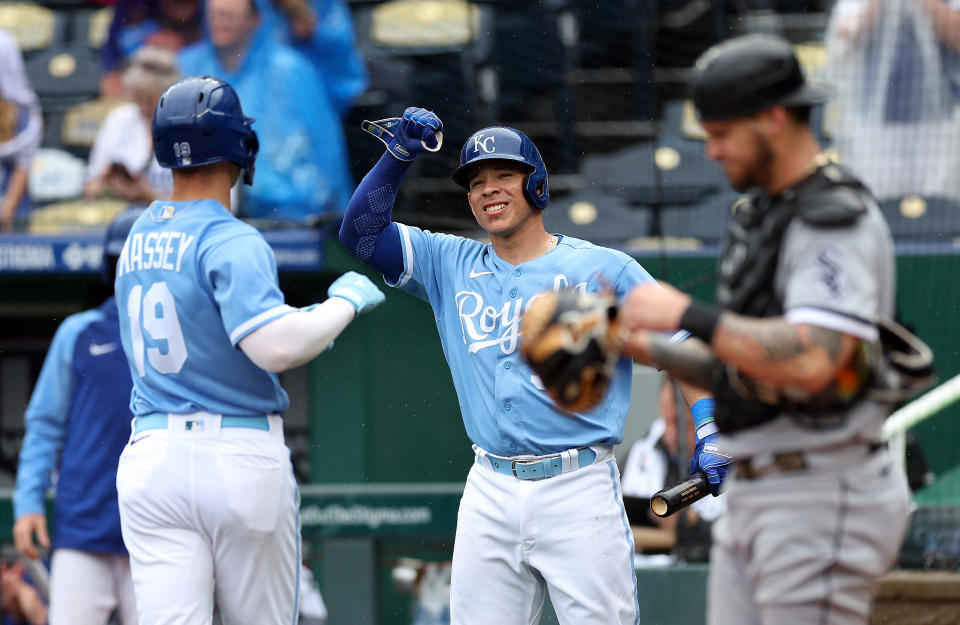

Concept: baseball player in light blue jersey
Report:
left=339, top=108, right=730, bottom=625
left=113, top=75, right=385, bottom=625
left=12, top=210, right=142, bottom=625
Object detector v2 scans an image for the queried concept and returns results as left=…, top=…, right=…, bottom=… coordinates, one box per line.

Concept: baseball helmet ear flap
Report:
left=523, top=140, right=549, bottom=210
left=451, top=126, right=550, bottom=210
left=239, top=121, right=258, bottom=185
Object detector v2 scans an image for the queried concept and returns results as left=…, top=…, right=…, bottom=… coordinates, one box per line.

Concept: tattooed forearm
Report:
left=720, top=315, right=806, bottom=361
left=803, top=325, right=846, bottom=361
left=718, top=314, right=848, bottom=364
left=645, top=333, right=720, bottom=390
left=712, top=312, right=858, bottom=390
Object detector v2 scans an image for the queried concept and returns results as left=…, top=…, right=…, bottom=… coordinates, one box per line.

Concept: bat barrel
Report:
left=651, top=472, right=710, bottom=517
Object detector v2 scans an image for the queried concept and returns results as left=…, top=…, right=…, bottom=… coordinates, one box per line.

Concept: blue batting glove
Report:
left=690, top=433, right=733, bottom=496
left=688, top=398, right=732, bottom=496
left=388, top=107, right=443, bottom=161
left=328, top=271, right=385, bottom=315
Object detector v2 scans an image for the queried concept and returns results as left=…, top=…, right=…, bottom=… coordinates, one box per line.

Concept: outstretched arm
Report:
left=623, top=330, right=720, bottom=391
left=339, top=107, right=443, bottom=283
left=624, top=333, right=730, bottom=495
left=621, top=282, right=858, bottom=393
left=239, top=272, right=385, bottom=372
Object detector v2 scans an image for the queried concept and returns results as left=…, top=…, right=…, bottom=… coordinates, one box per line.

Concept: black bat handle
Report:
left=650, top=472, right=711, bottom=517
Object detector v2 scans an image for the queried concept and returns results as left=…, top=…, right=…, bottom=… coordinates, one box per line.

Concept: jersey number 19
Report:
left=126, top=281, right=188, bottom=377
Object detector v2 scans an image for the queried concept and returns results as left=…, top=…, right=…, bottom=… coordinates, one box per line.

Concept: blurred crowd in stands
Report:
left=1, top=0, right=960, bottom=239
left=0, top=0, right=365, bottom=233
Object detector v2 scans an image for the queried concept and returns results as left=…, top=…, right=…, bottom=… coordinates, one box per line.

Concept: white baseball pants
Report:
left=49, top=549, right=137, bottom=625
left=116, top=415, right=300, bottom=625
left=450, top=448, right=639, bottom=625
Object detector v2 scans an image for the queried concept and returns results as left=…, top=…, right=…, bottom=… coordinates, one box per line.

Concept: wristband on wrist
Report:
left=691, top=398, right=717, bottom=440
left=679, top=300, right=722, bottom=344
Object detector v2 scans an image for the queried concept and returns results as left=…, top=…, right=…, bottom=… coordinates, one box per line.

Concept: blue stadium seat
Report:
left=544, top=191, right=652, bottom=244
left=25, top=44, right=100, bottom=111
left=580, top=137, right=727, bottom=206
left=879, top=196, right=960, bottom=244
left=70, top=5, right=113, bottom=49
left=660, top=191, right=742, bottom=244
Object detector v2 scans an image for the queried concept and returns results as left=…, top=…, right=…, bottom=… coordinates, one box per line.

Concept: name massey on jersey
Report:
left=115, top=231, right=196, bottom=277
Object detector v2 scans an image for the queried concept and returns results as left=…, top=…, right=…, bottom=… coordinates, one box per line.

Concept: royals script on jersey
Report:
left=391, top=225, right=658, bottom=457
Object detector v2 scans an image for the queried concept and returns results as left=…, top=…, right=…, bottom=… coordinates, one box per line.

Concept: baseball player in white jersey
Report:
left=339, top=108, right=730, bottom=625
left=112, top=75, right=385, bottom=625
left=620, top=35, right=913, bottom=625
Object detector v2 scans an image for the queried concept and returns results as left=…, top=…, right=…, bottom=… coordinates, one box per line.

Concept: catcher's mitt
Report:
left=520, top=289, right=625, bottom=413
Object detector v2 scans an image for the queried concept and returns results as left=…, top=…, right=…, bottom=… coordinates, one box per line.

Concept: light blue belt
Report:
left=482, top=448, right=598, bottom=481
left=134, top=413, right=271, bottom=435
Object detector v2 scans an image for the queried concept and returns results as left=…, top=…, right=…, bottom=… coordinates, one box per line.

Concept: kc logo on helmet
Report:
left=472, top=133, right=496, bottom=154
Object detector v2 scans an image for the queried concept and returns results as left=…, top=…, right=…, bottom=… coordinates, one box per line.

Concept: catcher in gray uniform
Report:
left=619, top=34, right=929, bottom=625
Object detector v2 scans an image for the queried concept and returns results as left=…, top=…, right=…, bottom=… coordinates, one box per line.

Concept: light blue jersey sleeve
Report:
left=612, top=254, right=656, bottom=295
left=203, top=231, right=293, bottom=345
left=388, top=223, right=479, bottom=307
left=614, top=255, right=690, bottom=343
left=13, top=311, right=95, bottom=519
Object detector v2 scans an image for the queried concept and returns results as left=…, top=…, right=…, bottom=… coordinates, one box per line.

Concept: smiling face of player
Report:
left=466, top=161, right=542, bottom=240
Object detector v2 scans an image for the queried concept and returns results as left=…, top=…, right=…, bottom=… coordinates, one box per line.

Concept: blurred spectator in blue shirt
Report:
left=100, top=0, right=203, bottom=97
left=178, top=0, right=356, bottom=223
left=0, top=29, right=42, bottom=233
left=11, top=211, right=141, bottom=625
left=270, top=0, right=368, bottom=117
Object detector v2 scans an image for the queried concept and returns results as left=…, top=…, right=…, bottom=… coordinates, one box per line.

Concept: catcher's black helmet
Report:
left=689, top=34, right=830, bottom=122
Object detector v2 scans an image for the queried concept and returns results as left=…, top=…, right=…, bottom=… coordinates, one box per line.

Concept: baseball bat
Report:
left=650, top=472, right=710, bottom=517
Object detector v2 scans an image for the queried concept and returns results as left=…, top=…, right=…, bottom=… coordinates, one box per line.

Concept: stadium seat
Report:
left=27, top=197, right=130, bottom=235
left=71, top=6, right=113, bottom=49
left=660, top=99, right=713, bottom=142
left=61, top=98, right=125, bottom=149
left=580, top=137, right=727, bottom=206
left=544, top=192, right=652, bottom=244
left=660, top=191, right=742, bottom=244
left=879, top=196, right=960, bottom=243
left=0, top=2, right=66, bottom=54
left=25, top=44, right=101, bottom=110
left=365, top=0, right=483, bottom=52
left=28, top=147, right=86, bottom=204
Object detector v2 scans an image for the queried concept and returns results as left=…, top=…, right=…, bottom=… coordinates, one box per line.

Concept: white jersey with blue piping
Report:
left=114, top=199, right=294, bottom=416
left=390, top=225, right=656, bottom=456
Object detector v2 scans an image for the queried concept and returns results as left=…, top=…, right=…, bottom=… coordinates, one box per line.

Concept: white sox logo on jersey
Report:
left=456, top=275, right=587, bottom=354
left=472, top=132, right=496, bottom=154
